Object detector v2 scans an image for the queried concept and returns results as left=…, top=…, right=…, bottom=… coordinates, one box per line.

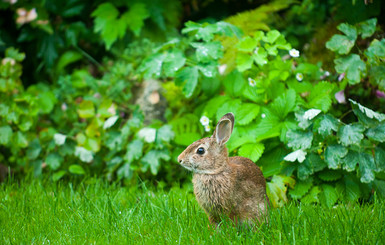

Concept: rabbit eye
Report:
left=196, top=147, right=205, bottom=155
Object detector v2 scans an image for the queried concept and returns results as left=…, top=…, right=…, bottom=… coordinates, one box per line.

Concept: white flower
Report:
left=284, top=149, right=307, bottom=163
left=248, top=77, right=256, bottom=87
left=1, top=58, right=15, bottom=66
left=289, top=49, right=300, bottom=58
left=204, top=125, right=211, bottom=132
left=61, top=103, right=67, bottom=111
left=296, top=73, right=303, bottom=81
left=200, top=116, right=209, bottom=126
left=303, top=109, right=322, bottom=120
left=335, top=90, right=346, bottom=104
left=324, top=71, right=330, bottom=77
left=138, top=128, right=156, bottom=143
left=338, top=73, right=345, bottom=81
left=261, top=113, right=266, bottom=119
left=16, top=8, right=37, bottom=25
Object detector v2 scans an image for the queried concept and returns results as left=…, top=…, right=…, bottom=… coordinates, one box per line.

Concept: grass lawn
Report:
left=1, top=178, right=384, bottom=244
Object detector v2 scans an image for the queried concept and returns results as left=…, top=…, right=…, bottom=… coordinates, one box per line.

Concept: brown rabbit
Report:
left=178, top=113, right=269, bottom=227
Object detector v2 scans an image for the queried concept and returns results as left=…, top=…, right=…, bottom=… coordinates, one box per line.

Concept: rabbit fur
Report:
left=178, top=113, right=269, bottom=227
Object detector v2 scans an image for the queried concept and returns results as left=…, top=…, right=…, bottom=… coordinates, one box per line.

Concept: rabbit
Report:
left=178, top=112, right=269, bottom=227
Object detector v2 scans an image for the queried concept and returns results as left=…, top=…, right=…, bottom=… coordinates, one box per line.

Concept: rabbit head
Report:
left=178, top=113, right=234, bottom=175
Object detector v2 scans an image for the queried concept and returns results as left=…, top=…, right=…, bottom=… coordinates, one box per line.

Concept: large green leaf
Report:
left=121, top=3, right=150, bottom=37
left=236, top=52, right=253, bottom=72
left=297, top=153, right=327, bottom=180
left=307, top=82, right=334, bottom=112
left=236, top=36, right=258, bottom=52
left=320, top=184, right=339, bottom=208
left=235, top=103, right=260, bottom=125
left=141, top=149, right=170, bottom=175
left=26, top=139, right=41, bottom=160
left=266, top=175, right=295, bottom=208
left=374, top=147, right=385, bottom=172
left=0, top=126, right=13, bottom=145
left=16, top=131, right=28, bottom=148
left=335, top=54, right=366, bottom=85
left=286, top=130, right=313, bottom=150
left=75, top=146, right=93, bottom=163
left=46, top=153, right=63, bottom=170
left=326, top=23, right=357, bottom=55
left=139, top=53, right=166, bottom=78
left=338, top=123, right=365, bottom=146
left=175, top=67, right=199, bottom=98
left=163, top=51, right=186, bottom=77
left=124, top=139, right=143, bottom=164
left=314, top=114, right=339, bottom=137
left=325, top=145, right=348, bottom=169
left=350, top=99, right=385, bottom=126
left=270, top=89, right=296, bottom=119
left=182, top=21, right=218, bottom=42
left=301, top=186, right=320, bottom=204
left=318, top=170, right=342, bottom=182
left=366, top=122, right=385, bottom=142
left=238, top=143, right=264, bottom=162
left=69, top=164, right=85, bottom=175
left=366, top=39, right=385, bottom=59
left=358, top=152, right=375, bottom=183
left=77, top=100, right=95, bottom=119
left=336, top=175, right=361, bottom=202
left=358, top=18, right=377, bottom=39
left=191, top=41, right=223, bottom=63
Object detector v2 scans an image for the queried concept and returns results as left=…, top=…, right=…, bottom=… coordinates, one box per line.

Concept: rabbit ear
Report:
left=213, top=113, right=234, bottom=146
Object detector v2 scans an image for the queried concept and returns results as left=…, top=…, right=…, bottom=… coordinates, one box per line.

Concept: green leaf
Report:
left=236, top=52, right=253, bottom=72
left=350, top=99, right=385, bottom=125
left=270, top=89, right=296, bottom=119
left=373, top=179, right=385, bottom=198
left=236, top=36, right=258, bottom=52
left=216, top=99, right=242, bottom=122
left=141, top=149, right=170, bottom=175
left=56, top=51, right=82, bottom=73
left=374, top=147, right=385, bottom=172
left=342, top=150, right=359, bottom=172
left=16, top=131, right=28, bottom=148
left=266, top=175, right=295, bottom=208
left=307, top=82, right=334, bottom=112
left=263, top=30, right=281, bottom=43
left=325, top=145, right=348, bottom=169
left=366, top=39, right=385, bottom=59
left=289, top=177, right=313, bottom=199
left=77, top=100, right=95, bottom=119
left=175, top=67, right=199, bottom=98
left=326, top=23, right=357, bottom=55
left=125, top=139, right=143, bottom=164
left=69, top=164, right=85, bottom=175
left=257, top=146, right=286, bottom=177
left=121, top=3, right=150, bottom=37
left=338, top=123, right=365, bottom=146
left=26, top=139, right=41, bottom=160
left=139, top=53, right=166, bottom=78
left=286, top=130, right=313, bottom=150
left=191, top=41, right=223, bottom=63
left=314, top=114, right=339, bottom=137
left=337, top=175, right=361, bottom=202
left=335, top=54, right=366, bottom=85
left=297, top=153, right=327, bottom=180
left=52, top=170, right=66, bottom=182
left=222, top=70, right=246, bottom=97
left=170, top=114, right=202, bottom=146
left=366, top=122, right=385, bottom=142
left=252, top=47, right=268, bottom=66
left=357, top=18, right=377, bottom=39
left=157, top=125, right=175, bottom=143
left=46, top=153, right=63, bottom=170
left=163, top=51, right=186, bottom=77
left=238, top=143, right=265, bottom=162
left=0, top=126, right=13, bottom=145
left=92, top=3, right=123, bottom=49
left=358, top=152, right=375, bottom=183
left=182, top=22, right=218, bottom=42
left=38, top=91, right=57, bottom=114
left=75, top=146, right=93, bottom=163
left=320, top=184, right=338, bottom=208
left=103, top=116, right=119, bottom=130
left=235, top=103, right=260, bottom=125
left=301, top=186, right=320, bottom=204
left=318, top=170, right=342, bottom=181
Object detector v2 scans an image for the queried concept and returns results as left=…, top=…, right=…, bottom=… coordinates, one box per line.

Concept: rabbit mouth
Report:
left=181, top=163, right=222, bottom=175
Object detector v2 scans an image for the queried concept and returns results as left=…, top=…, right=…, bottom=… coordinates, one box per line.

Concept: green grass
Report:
left=1, top=179, right=384, bottom=244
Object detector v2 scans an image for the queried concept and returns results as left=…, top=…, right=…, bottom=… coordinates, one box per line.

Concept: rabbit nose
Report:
left=178, top=156, right=183, bottom=163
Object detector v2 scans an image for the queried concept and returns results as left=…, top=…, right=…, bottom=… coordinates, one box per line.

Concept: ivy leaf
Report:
left=366, top=122, right=385, bottom=142
left=325, top=145, right=348, bottom=169
left=314, top=114, right=339, bottom=137
left=235, top=103, right=260, bottom=125
left=46, top=153, right=63, bottom=170
left=175, top=67, right=199, bottom=98
left=326, top=23, right=357, bottom=55
left=350, top=99, right=385, bottom=126
left=141, top=149, right=170, bottom=175
left=286, top=130, right=313, bottom=150
left=121, top=3, right=150, bottom=37
left=318, top=170, right=342, bottom=181
left=358, top=152, right=375, bottom=183
left=357, top=18, right=377, bottom=39
left=75, top=146, right=93, bottom=163
left=77, top=100, right=95, bottom=119
left=238, top=143, right=265, bottom=162
left=338, top=123, right=365, bottom=146
left=307, top=82, right=334, bottom=112
left=374, top=147, right=385, bottom=172
left=0, top=126, right=13, bottom=145
left=191, top=41, right=223, bottom=63
left=289, top=177, right=313, bottom=199
left=320, top=184, right=338, bottom=208
left=335, top=54, right=366, bottom=85
left=125, top=139, right=143, bottom=164
left=69, top=164, right=85, bottom=175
